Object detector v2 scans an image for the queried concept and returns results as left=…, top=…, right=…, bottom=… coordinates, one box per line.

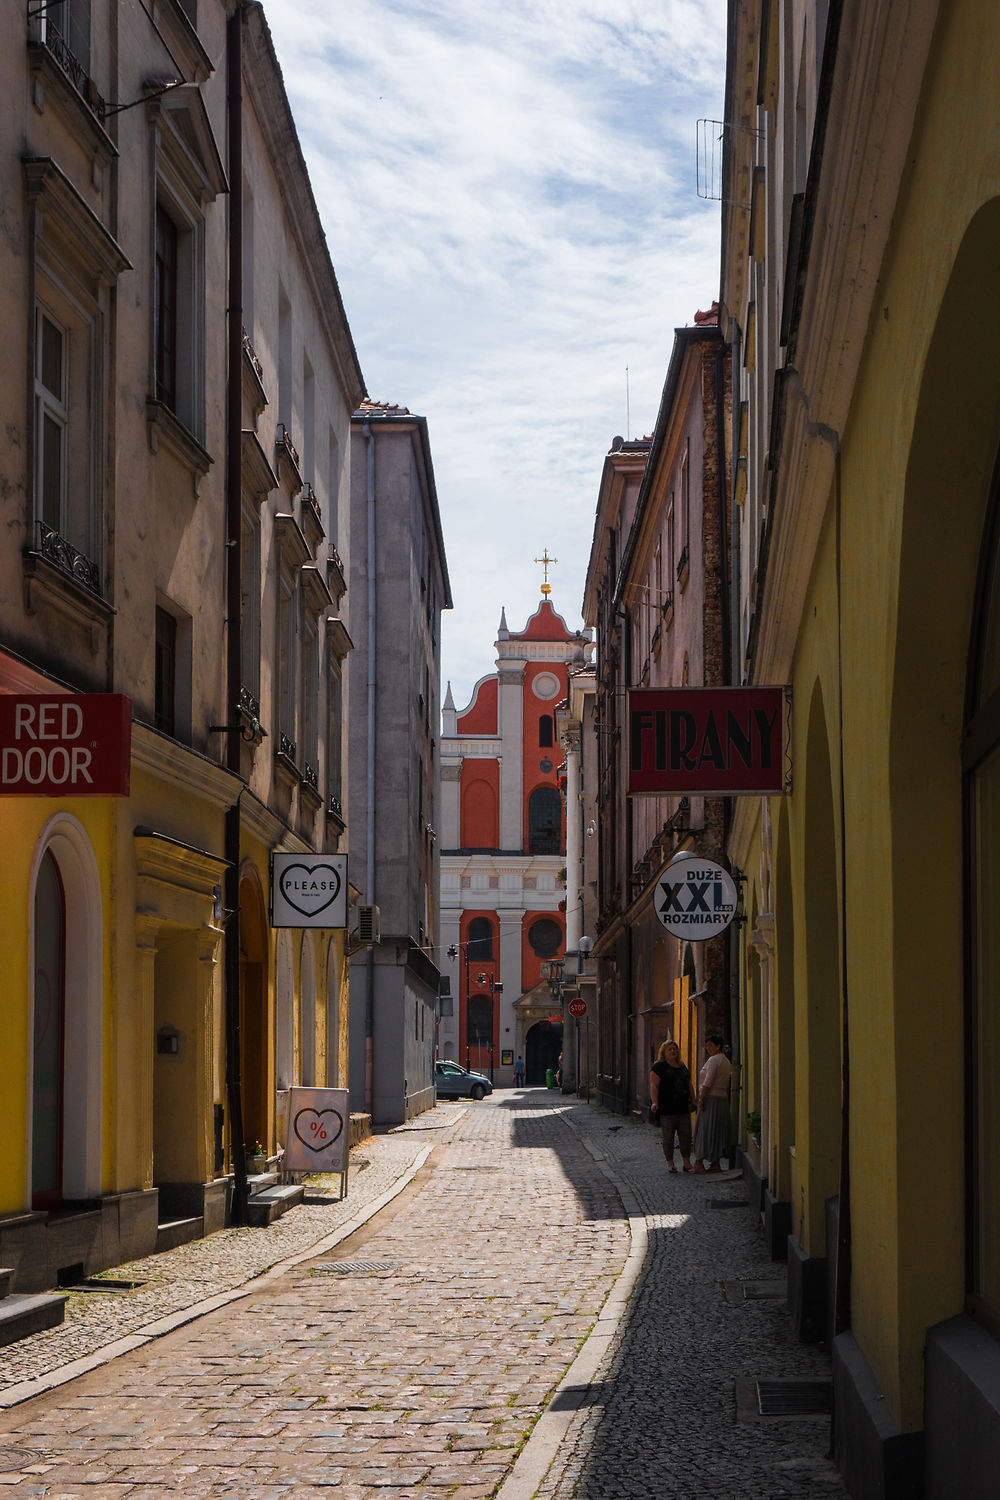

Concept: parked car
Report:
left=434, top=1060, right=493, bottom=1101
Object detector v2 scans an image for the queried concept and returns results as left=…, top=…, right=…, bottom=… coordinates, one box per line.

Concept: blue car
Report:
left=434, top=1060, right=493, bottom=1101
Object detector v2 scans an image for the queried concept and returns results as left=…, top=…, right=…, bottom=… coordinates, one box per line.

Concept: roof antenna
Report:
left=626, top=365, right=631, bottom=441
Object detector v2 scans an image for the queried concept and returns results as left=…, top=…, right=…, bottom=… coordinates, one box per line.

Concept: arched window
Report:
left=467, top=917, right=493, bottom=961
left=528, top=917, right=562, bottom=958
left=528, top=785, right=561, bottom=854
left=539, top=714, right=553, bottom=747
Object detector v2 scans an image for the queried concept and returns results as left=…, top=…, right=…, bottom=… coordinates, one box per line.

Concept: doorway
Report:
left=525, top=1018, right=563, bottom=1085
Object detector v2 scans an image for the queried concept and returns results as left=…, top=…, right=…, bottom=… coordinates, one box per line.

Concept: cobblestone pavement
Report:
left=0, top=1105, right=465, bottom=1404
left=0, top=1093, right=849, bottom=1498
left=517, top=1103, right=848, bottom=1500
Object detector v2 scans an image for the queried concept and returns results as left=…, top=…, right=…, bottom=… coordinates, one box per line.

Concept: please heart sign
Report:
left=272, top=853, right=348, bottom=928
left=283, top=1087, right=350, bottom=1175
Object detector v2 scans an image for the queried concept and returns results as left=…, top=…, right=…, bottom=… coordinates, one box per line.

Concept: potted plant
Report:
left=248, top=1141, right=268, bottom=1173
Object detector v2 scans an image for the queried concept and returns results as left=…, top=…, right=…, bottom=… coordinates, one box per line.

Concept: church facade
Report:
left=439, top=597, right=593, bottom=1086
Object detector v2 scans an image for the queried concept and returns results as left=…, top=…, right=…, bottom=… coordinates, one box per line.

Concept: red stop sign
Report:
left=568, top=997, right=587, bottom=1018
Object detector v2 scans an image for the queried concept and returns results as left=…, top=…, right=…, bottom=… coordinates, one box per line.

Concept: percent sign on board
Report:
left=292, top=1107, right=344, bottom=1151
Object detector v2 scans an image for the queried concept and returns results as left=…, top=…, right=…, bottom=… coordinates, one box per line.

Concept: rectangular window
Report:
left=278, top=576, right=297, bottom=755
left=155, top=607, right=177, bottom=736
left=300, top=619, right=319, bottom=781
left=240, top=502, right=261, bottom=710
left=154, top=206, right=178, bottom=411
left=327, top=661, right=343, bottom=809
left=35, top=310, right=67, bottom=533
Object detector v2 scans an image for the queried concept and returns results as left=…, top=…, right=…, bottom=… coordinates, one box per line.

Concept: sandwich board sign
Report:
left=283, top=1086, right=350, bottom=1196
left=272, top=853, right=347, bottom=928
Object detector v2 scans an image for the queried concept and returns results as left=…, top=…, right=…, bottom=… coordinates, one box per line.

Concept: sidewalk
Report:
left=508, top=1099, right=847, bottom=1500
left=0, top=1105, right=465, bottom=1407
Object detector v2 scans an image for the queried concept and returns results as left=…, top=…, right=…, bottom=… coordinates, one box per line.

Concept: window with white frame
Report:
left=25, top=157, right=129, bottom=595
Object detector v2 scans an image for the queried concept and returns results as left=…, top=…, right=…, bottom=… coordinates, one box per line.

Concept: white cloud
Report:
left=262, top=0, right=726, bottom=706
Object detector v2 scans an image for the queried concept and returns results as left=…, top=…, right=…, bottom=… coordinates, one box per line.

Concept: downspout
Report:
left=224, top=2, right=248, bottom=1226
left=364, top=419, right=376, bottom=1115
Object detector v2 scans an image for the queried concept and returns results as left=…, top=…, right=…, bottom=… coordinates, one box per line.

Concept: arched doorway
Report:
left=239, top=864, right=269, bottom=1155
left=32, top=850, right=65, bottom=1208
left=325, top=937, right=341, bottom=1087
left=525, top=1018, right=562, bottom=1085
left=30, top=817, right=102, bottom=1208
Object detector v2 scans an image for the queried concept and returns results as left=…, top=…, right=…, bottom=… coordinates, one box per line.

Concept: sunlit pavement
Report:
left=0, top=1092, right=845, bottom=1498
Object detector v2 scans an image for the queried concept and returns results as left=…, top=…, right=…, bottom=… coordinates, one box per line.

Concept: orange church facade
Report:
left=439, top=600, right=593, bottom=1085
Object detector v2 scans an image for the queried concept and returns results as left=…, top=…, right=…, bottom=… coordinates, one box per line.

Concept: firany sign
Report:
left=653, top=854, right=738, bottom=939
left=272, top=852, right=348, bottom=928
left=0, top=693, right=131, bottom=796
left=629, top=686, right=788, bottom=795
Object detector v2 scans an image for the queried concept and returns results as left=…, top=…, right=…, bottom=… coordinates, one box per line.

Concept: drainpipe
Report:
left=364, top=419, right=376, bottom=1116
left=224, top=2, right=248, bottom=1226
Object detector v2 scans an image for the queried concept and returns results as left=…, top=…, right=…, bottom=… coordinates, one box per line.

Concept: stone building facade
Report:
left=347, top=400, right=451, bottom=1126
left=582, top=309, right=731, bottom=1117
left=0, top=0, right=364, bottom=1291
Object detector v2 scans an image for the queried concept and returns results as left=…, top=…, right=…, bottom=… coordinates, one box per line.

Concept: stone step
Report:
left=245, top=1183, right=305, bottom=1227
left=0, top=1291, right=67, bottom=1348
left=247, top=1171, right=279, bottom=1196
left=156, top=1216, right=204, bottom=1253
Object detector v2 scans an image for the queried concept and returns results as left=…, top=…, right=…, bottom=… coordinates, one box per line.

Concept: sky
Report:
left=262, top=0, right=727, bottom=712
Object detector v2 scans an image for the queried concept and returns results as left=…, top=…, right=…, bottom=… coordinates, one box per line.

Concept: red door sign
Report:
left=567, top=997, right=588, bottom=1019
left=0, top=694, right=132, bottom=796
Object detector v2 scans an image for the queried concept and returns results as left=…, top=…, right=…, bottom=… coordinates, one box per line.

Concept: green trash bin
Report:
left=545, top=1068, right=555, bottom=1088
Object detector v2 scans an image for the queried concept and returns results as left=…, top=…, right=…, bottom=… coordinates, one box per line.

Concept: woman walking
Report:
left=690, top=1034, right=733, bottom=1174
left=649, top=1039, right=697, bottom=1173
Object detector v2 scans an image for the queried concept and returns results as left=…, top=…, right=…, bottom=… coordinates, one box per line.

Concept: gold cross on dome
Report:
left=534, top=549, right=558, bottom=597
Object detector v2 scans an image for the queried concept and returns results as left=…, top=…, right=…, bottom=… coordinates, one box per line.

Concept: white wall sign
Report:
left=283, top=1086, right=350, bottom=1175
left=653, top=853, right=738, bottom=939
left=272, top=853, right=347, bottom=928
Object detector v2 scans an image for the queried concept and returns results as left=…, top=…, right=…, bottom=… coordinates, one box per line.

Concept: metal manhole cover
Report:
left=756, top=1380, right=832, bottom=1416
left=0, top=1450, right=43, bottom=1472
left=310, top=1260, right=400, bottom=1276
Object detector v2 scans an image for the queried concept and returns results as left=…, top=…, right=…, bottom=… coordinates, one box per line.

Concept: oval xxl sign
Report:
left=654, top=854, right=738, bottom=939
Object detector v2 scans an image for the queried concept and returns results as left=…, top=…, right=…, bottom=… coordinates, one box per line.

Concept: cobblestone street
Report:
left=0, top=1094, right=847, bottom=1498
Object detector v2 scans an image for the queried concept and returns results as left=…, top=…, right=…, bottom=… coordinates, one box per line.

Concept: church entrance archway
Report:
left=525, top=1018, right=562, bottom=1085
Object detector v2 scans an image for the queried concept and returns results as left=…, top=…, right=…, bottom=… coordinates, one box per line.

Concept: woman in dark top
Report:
left=649, top=1039, right=697, bottom=1173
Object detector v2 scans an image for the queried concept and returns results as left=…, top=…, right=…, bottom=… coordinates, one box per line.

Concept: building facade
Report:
left=581, top=309, right=731, bottom=1118
left=0, top=0, right=364, bottom=1291
left=720, top=1, right=1000, bottom=1494
left=439, top=598, right=592, bottom=1086
left=347, top=400, right=452, bottom=1126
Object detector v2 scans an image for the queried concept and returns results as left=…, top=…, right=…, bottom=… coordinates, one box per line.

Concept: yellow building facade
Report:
left=723, top=1, right=1000, bottom=1494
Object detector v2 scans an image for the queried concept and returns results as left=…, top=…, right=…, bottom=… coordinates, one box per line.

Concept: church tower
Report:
left=439, top=579, right=593, bottom=1085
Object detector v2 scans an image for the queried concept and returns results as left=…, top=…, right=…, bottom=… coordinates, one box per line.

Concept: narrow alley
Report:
left=0, top=1095, right=844, bottom=1499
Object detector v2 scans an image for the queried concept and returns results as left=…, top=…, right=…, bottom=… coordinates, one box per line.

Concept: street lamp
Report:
left=448, top=943, right=502, bottom=1080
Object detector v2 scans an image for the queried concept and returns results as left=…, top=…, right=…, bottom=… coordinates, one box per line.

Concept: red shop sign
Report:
left=0, top=693, right=132, bottom=796
left=629, top=686, right=788, bottom=795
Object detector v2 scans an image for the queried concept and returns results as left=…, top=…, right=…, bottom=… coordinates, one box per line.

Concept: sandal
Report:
left=666, top=1163, right=677, bottom=1173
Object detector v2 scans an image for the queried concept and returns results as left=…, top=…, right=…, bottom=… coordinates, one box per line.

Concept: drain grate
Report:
left=756, top=1380, right=832, bottom=1416
left=309, top=1260, right=400, bottom=1276
left=449, top=1165, right=500, bottom=1172
left=0, top=1450, right=43, bottom=1472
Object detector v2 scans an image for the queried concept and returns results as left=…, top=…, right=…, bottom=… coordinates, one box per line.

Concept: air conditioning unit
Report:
left=349, top=904, right=380, bottom=952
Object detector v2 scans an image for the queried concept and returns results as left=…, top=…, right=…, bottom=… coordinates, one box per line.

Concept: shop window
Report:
left=528, top=785, right=561, bottom=854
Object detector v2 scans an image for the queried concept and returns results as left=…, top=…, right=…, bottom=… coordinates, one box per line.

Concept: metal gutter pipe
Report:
left=364, top=418, right=376, bottom=1112
left=224, top=2, right=248, bottom=1226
